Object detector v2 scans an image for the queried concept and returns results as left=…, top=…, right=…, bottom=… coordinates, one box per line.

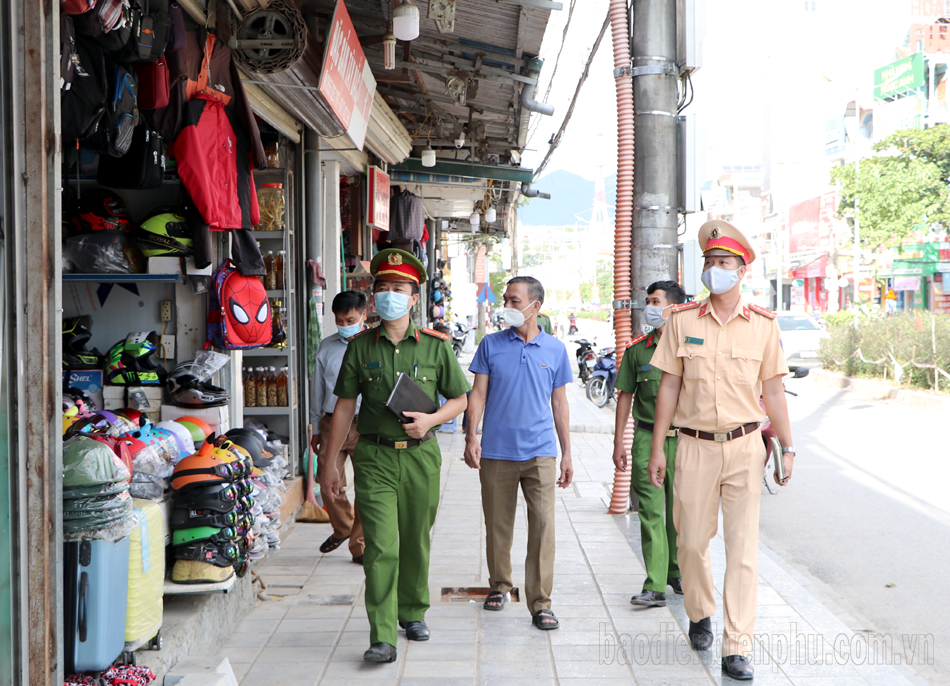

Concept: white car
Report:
left=776, top=313, right=826, bottom=371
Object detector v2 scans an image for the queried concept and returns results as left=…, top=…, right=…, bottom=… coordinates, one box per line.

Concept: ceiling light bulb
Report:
left=421, top=146, right=436, bottom=167
left=470, top=211, right=480, bottom=227
left=383, top=29, right=397, bottom=70
left=392, top=0, right=420, bottom=41
left=485, top=207, right=497, bottom=223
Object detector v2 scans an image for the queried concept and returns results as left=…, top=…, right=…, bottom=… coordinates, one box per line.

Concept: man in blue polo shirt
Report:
left=464, top=276, right=573, bottom=630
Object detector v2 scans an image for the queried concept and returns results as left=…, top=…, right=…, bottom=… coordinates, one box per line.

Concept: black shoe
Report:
left=629, top=590, right=666, bottom=607
left=352, top=554, right=364, bottom=565
left=363, top=642, right=397, bottom=663
left=688, top=617, right=713, bottom=651
left=668, top=577, right=683, bottom=595
left=722, top=655, right=754, bottom=680
left=398, top=620, right=430, bottom=641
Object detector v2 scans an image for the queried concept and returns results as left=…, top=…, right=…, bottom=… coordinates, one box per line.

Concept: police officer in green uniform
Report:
left=612, top=280, right=687, bottom=607
left=319, top=248, right=470, bottom=664
left=537, top=312, right=555, bottom=335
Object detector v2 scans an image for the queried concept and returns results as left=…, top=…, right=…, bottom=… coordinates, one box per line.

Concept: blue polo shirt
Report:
left=469, top=326, right=573, bottom=461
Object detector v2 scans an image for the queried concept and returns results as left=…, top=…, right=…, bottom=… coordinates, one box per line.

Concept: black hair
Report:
left=506, top=276, right=545, bottom=305
left=647, top=280, right=687, bottom=305
left=372, top=279, right=420, bottom=295
left=332, top=290, right=367, bottom=315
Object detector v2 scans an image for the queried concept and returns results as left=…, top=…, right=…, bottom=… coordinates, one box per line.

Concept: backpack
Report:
left=62, top=35, right=108, bottom=142
left=115, top=0, right=173, bottom=64
left=85, top=61, right=138, bottom=157
left=96, top=124, right=164, bottom=189
left=74, top=0, right=132, bottom=52
left=207, top=259, right=273, bottom=350
left=62, top=0, right=97, bottom=14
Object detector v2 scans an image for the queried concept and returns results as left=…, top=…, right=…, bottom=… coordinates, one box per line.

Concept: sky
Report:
left=523, top=0, right=911, bottom=185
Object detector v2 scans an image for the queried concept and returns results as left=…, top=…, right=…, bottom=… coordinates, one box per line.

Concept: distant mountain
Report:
left=518, top=170, right=617, bottom=227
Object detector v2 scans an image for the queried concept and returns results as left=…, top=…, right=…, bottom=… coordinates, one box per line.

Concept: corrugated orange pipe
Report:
left=607, top=0, right=635, bottom=515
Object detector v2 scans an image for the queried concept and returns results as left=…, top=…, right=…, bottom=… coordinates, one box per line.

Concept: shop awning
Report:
left=392, top=159, right=535, bottom=184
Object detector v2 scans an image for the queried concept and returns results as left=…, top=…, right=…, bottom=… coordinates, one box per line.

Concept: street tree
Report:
left=830, top=125, right=950, bottom=253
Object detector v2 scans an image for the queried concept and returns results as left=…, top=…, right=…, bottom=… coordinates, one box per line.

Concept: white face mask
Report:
left=701, top=266, right=741, bottom=295
left=643, top=305, right=668, bottom=330
left=503, top=301, right=538, bottom=328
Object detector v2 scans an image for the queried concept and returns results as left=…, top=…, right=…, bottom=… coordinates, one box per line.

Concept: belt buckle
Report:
left=714, top=432, right=729, bottom=443
left=667, top=429, right=678, bottom=438
left=394, top=441, right=408, bottom=450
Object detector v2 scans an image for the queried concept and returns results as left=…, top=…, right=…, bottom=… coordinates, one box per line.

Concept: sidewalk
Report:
left=215, top=429, right=922, bottom=686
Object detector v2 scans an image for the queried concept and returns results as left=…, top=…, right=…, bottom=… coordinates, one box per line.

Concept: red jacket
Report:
left=174, top=93, right=259, bottom=230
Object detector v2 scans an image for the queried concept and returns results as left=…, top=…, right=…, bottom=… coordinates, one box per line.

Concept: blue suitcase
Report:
left=64, top=537, right=130, bottom=674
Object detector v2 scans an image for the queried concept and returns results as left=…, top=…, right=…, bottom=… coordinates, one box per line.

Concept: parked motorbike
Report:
left=761, top=367, right=809, bottom=494
left=568, top=315, right=578, bottom=335
left=451, top=322, right=470, bottom=357
left=585, top=347, right=617, bottom=407
left=573, top=339, right=597, bottom=384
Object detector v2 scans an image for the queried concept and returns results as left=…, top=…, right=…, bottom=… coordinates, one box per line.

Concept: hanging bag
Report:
left=84, top=61, right=138, bottom=157
left=206, top=259, right=272, bottom=350
left=134, top=55, right=169, bottom=109
left=62, top=35, right=109, bottom=142
left=96, top=124, right=164, bottom=189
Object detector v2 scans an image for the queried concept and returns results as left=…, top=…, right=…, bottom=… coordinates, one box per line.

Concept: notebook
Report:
left=385, top=372, right=439, bottom=423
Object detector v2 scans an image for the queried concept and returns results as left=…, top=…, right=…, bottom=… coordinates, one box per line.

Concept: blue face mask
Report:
left=374, top=290, right=412, bottom=321
left=337, top=322, right=362, bottom=340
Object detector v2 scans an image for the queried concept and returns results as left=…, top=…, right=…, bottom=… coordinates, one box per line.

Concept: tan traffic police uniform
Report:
left=650, top=223, right=788, bottom=658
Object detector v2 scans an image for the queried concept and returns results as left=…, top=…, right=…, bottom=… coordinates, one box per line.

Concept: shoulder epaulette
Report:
left=349, top=328, right=375, bottom=339
left=670, top=301, right=701, bottom=314
left=625, top=333, right=649, bottom=348
left=749, top=304, right=777, bottom=320
left=421, top=327, right=450, bottom=341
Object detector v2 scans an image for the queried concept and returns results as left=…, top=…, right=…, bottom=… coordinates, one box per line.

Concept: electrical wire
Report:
left=677, top=72, right=694, bottom=114
left=533, top=10, right=611, bottom=180
left=527, top=0, right=578, bottom=144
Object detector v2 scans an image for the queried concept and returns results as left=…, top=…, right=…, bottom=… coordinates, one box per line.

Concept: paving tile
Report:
left=244, top=660, right=323, bottom=681
left=479, top=659, right=555, bottom=679
left=266, top=631, right=341, bottom=648
left=252, top=645, right=333, bottom=663
left=401, top=659, right=476, bottom=678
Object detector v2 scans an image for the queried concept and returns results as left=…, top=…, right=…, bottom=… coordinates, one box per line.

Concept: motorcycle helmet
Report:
left=175, top=416, right=213, bottom=441
left=171, top=559, right=235, bottom=584
left=105, top=332, right=166, bottom=386
left=173, top=540, right=248, bottom=567
left=171, top=503, right=242, bottom=530
left=156, top=421, right=195, bottom=459
left=172, top=525, right=241, bottom=547
left=133, top=212, right=193, bottom=257
left=173, top=482, right=240, bottom=512
left=166, top=362, right=230, bottom=408
left=171, top=439, right=238, bottom=491
left=69, top=189, right=132, bottom=235
left=116, top=408, right=148, bottom=429
left=62, top=315, right=104, bottom=369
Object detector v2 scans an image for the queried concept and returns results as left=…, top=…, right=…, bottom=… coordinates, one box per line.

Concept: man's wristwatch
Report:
left=781, top=446, right=796, bottom=454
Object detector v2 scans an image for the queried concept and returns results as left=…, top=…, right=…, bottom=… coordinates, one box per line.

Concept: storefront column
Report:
left=322, top=160, right=343, bottom=336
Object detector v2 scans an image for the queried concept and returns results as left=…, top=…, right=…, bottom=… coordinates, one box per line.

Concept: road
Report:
left=761, top=376, right=950, bottom=685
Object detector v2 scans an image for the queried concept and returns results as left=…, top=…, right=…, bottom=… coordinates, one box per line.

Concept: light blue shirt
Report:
left=469, top=326, right=573, bottom=461
left=310, top=332, right=361, bottom=424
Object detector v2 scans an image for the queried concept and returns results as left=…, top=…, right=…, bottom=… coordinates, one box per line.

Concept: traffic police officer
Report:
left=648, top=221, right=795, bottom=681
left=612, top=280, right=687, bottom=608
left=319, top=248, right=470, bottom=663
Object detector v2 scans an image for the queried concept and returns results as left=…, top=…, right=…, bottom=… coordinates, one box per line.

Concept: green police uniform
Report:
left=538, top=313, right=554, bottom=335
left=334, top=252, right=470, bottom=648
left=615, top=331, right=680, bottom=593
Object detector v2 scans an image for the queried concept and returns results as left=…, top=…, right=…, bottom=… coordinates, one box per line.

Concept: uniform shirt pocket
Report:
left=676, top=346, right=707, bottom=380
left=360, top=364, right=385, bottom=399
left=730, top=346, right=764, bottom=385
left=415, top=366, right=439, bottom=398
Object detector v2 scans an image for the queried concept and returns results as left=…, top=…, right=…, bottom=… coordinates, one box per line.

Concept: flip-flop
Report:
left=319, top=534, right=349, bottom=553
left=483, top=590, right=507, bottom=611
left=532, top=609, right=559, bottom=630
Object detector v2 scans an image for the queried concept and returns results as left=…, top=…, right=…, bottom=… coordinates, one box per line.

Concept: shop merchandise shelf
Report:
left=251, top=230, right=285, bottom=238
left=63, top=273, right=184, bottom=283
left=242, top=404, right=296, bottom=415
left=162, top=574, right=237, bottom=596
left=242, top=348, right=290, bottom=357
left=265, top=289, right=286, bottom=297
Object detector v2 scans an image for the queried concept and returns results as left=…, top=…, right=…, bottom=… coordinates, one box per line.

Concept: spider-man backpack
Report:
left=206, top=259, right=272, bottom=349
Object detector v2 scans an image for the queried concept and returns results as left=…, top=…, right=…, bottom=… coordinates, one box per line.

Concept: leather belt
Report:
left=635, top=420, right=679, bottom=438
left=679, top=422, right=760, bottom=443
left=362, top=431, right=435, bottom=450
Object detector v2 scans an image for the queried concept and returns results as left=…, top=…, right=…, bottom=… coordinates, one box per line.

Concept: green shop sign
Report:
left=874, top=53, right=924, bottom=101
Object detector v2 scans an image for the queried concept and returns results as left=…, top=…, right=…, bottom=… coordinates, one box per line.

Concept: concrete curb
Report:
left=808, top=368, right=950, bottom=413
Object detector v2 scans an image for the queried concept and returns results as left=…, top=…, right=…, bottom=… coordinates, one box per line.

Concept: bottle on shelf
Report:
left=263, top=251, right=277, bottom=290
left=277, top=367, right=288, bottom=407
left=266, top=366, right=279, bottom=407
left=243, top=367, right=257, bottom=407
left=269, top=298, right=287, bottom=348
left=255, top=366, right=268, bottom=407
left=275, top=250, right=285, bottom=290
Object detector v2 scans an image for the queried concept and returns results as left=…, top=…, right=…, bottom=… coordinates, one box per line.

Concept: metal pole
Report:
left=631, top=0, right=679, bottom=331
